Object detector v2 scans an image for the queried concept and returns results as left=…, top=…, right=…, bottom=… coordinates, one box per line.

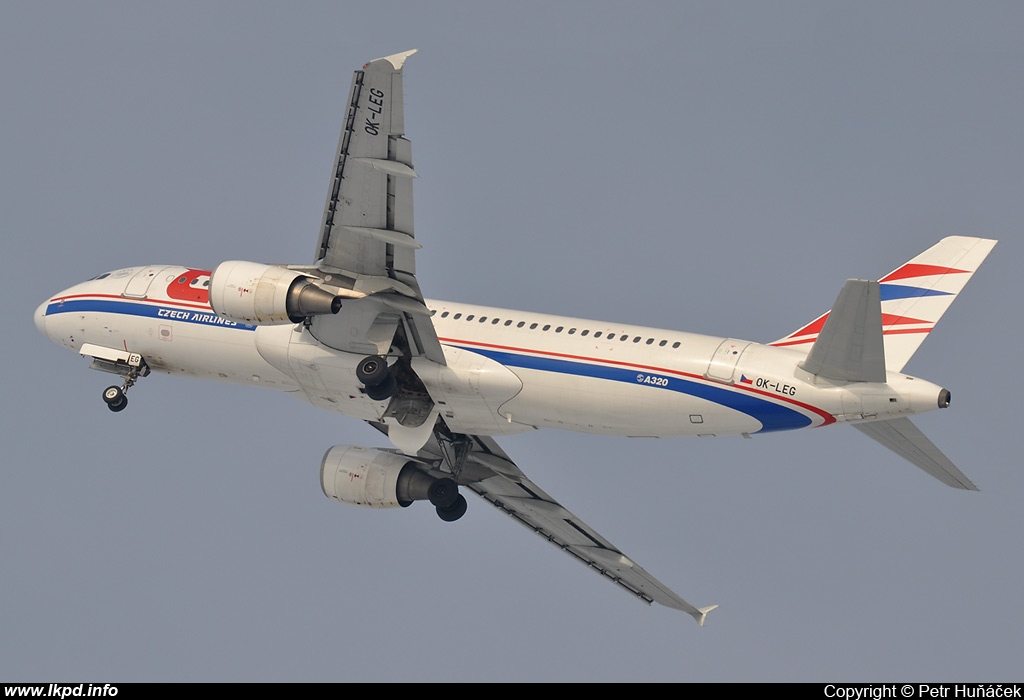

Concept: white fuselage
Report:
left=35, top=265, right=948, bottom=444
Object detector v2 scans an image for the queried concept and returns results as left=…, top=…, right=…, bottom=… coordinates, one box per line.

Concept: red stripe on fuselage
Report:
left=49, top=293, right=212, bottom=311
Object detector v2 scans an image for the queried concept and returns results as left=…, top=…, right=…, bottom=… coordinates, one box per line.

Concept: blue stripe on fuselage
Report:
left=48, top=298, right=811, bottom=433
left=456, top=345, right=812, bottom=434
left=45, top=298, right=256, bottom=331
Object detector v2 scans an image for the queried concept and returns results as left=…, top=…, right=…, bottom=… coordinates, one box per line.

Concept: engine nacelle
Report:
left=209, top=260, right=342, bottom=325
left=320, top=445, right=437, bottom=509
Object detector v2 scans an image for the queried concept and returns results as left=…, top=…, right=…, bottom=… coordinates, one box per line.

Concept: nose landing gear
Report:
left=79, top=343, right=150, bottom=413
left=100, top=364, right=144, bottom=412
left=100, top=359, right=147, bottom=412
left=102, top=385, right=128, bottom=412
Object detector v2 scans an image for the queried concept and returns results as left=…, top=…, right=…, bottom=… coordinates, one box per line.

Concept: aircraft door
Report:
left=123, top=266, right=169, bottom=299
left=705, top=339, right=751, bottom=384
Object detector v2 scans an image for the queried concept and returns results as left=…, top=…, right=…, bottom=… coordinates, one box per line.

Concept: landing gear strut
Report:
left=101, top=364, right=144, bottom=413
left=427, top=430, right=472, bottom=522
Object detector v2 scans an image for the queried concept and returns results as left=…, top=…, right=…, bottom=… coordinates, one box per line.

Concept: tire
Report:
left=436, top=494, right=468, bottom=522
left=427, top=478, right=459, bottom=508
left=102, top=386, right=124, bottom=405
left=107, top=395, right=128, bottom=412
left=356, top=356, right=390, bottom=387
left=364, top=373, right=396, bottom=401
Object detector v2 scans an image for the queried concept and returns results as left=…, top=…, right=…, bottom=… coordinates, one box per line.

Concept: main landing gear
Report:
left=356, top=353, right=464, bottom=520
left=428, top=477, right=468, bottom=522
left=357, top=355, right=397, bottom=401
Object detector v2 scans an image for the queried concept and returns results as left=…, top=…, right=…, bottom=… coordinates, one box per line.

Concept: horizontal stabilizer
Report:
left=799, top=280, right=885, bottom=382
left=853, top=417, right=978, bottom=490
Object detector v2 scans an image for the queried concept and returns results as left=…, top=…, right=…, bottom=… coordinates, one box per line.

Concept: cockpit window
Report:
left=89, top=272, right=111, bottom=281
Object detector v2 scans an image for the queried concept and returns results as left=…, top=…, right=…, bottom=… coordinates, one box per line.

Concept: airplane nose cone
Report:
left=34, top=300, right=49, bottom=336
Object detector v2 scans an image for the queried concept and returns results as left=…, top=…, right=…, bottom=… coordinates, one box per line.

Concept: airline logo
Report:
left=166, top=269, right=212, bottom=303
left=771, top=263, right=970, bottom=349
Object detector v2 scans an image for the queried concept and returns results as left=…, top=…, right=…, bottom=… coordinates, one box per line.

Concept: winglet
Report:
left=690, top=604, right=719, bottom=627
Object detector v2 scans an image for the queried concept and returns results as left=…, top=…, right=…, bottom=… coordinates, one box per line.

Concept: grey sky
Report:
left=2, top=1, right=1021, bottom=682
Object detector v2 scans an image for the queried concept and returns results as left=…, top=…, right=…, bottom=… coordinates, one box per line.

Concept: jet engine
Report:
left=209, top=260, right=343, bottom=325
left=320, top=445, right=467, bottom=520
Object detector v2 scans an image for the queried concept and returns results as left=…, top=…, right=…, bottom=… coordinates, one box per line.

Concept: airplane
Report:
left=33, top=50, right=996, bottom=626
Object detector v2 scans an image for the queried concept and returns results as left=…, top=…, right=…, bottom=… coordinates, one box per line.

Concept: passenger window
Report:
left=517, top=321, right=525, bottom=328
left=672, top=341, right=681, bottom=348
left=454, top=313, right=462, bottom=320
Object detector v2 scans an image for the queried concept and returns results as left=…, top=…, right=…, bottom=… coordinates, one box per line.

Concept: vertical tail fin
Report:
left=772, top=237, right=997, bottom=371
left=798, top=279, right=886, bottom=382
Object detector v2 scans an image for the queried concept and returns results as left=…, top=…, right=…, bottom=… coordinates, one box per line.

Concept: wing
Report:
left=371, top=422, right=718, bottom=625
left=310, top=50, right=444, bottom=364
left=318, top=52, right=712, bottom=623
